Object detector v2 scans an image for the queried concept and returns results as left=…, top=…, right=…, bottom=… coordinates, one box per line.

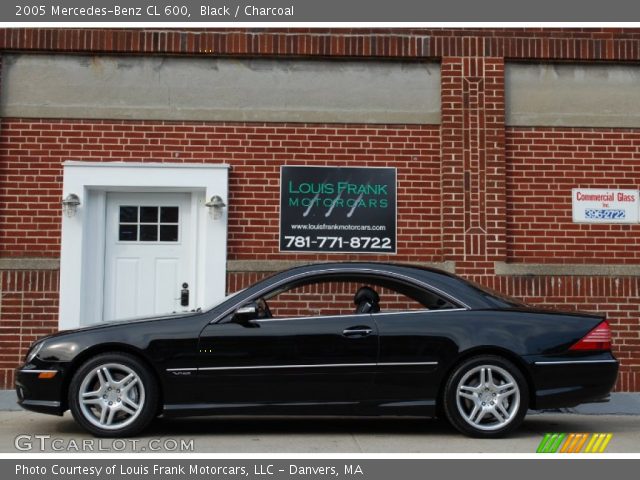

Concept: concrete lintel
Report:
left=1, top=54, right=441, bottom=126
left=506, top=63, right=640, bottom=128
left=495, top=261, right=640, bottom=277
left=227, top=260, right=456, bottom=273
left=0, top=258, right=60, bottom=270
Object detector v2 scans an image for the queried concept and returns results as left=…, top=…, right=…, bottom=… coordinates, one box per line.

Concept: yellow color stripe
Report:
left=584, top=434, right=599, bottom=453
left=598, top=434, right=613, bottom=453
left=560, top=434, right=576, bottom=453
left=573, top=433, right=589, bottom=453
left=591, top=433, right=606, bottom=453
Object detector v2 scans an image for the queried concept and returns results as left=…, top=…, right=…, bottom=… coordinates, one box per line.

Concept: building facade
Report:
left=1, top=28, right=640, bottom=390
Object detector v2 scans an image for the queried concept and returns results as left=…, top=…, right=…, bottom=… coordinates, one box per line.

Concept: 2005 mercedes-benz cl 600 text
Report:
left=16, top=263, right=618, bottom=438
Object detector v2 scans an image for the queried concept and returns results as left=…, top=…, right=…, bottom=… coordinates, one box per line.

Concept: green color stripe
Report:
left=541, top=433, right=558, bottom=453
left=537, top=433, right=568, bottom=453
left=549, top=433, right=567, bottom=453
left=537, top=433, right=553, bottom=453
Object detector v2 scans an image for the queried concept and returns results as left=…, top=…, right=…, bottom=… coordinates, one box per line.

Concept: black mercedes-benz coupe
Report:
left=16, top=263, right=618, bottom=438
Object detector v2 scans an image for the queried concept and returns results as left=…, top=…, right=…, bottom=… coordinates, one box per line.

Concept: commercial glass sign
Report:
left=280, top=166, right=397, bottom=253
left=572, top=188, right=639, bottom=223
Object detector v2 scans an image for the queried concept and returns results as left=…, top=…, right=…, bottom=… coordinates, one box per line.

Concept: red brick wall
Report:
left=3, top=28, right=640, bottom=61
left=0, top=270, right=59, bottom=388
left=0, top=119, right=442, bottom=262
left=440, top=57, right=506, bottom=275
left=228, top=124, right=441, bottom=262
left=506, top=127, right=640, bottom=264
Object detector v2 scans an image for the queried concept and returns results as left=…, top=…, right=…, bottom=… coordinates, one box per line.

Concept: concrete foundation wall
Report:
left=506, top=63, right=640, bottom=127
left=0, top=54, right=441, bottom=124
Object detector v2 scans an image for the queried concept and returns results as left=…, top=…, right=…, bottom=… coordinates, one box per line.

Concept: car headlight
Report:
left=25, top=342, right=44, bottom=363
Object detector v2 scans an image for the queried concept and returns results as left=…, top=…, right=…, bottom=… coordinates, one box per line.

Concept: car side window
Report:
left=263, top=279, right=446, bottom=319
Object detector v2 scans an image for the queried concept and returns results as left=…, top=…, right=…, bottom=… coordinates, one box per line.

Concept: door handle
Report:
left=180, top=283, right=189, bottom=307
left=342, top=326, right=373, bottom=337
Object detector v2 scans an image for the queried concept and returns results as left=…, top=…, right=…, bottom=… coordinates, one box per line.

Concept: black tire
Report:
left=443, top=355, right=529, bottom=438
left=68, top=352, right=158, bottom=437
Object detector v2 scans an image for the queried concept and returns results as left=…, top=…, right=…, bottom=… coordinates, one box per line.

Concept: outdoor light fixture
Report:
left=61, top=193, right=81, bottom=217
left=205, top=195, right=227, bottom=220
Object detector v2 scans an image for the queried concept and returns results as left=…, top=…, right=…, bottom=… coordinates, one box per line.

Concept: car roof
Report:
left=263, top=262, right=496, bottom=309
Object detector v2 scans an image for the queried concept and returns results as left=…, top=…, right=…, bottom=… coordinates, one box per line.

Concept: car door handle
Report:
left=342, top=326, right=373, bottom=337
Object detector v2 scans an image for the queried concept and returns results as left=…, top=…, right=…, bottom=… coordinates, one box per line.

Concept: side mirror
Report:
left=233, top=302, right=260, bottom=324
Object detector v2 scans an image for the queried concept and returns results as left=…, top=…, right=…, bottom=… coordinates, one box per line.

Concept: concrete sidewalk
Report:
left=0, top=391, right=21, bottom=411
left=2, top=389, right=639, bottom=414
left=1, top=410, right=640, bottom=453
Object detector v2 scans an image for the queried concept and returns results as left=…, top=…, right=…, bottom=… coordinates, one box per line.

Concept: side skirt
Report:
left=162, top=399, right=437, bottom=418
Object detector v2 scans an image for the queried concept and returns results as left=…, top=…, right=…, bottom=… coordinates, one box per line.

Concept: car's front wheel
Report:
left=443, top=355, right=529, bottom=438
left=68, top=352, right=158, bottom=437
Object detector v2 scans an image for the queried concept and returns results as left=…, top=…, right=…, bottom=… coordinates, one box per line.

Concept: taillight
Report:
left=569, top=321, right=612, bottom=351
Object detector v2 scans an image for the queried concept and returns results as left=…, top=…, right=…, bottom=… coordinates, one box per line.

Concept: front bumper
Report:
left=15, top=366, right=65, bottom=416
left=526, top=354, right=619, bottom=410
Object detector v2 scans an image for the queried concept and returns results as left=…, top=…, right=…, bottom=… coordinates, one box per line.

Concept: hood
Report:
left=37, top=310, right=203, bottom=342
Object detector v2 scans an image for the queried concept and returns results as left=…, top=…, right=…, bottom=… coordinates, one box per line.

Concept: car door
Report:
left=371, top=309, right=466, bottom=410
left=196, top=311, right=378, bottom=409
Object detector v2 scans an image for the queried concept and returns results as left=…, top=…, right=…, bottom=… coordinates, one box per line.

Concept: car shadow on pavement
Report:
left=5, top=411, right=636, bottom=453
left=49, top=414, right=576, bottom=439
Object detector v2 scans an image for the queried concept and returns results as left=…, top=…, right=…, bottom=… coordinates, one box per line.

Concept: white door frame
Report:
left=59, top=162, right=230, bottom=330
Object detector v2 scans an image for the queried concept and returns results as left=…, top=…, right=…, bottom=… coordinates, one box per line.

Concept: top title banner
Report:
left=3, top=0, right=640, bottom=22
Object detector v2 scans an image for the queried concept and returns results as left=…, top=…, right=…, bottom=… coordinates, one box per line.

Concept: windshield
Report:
left=202, top=288, right=246, bottom=311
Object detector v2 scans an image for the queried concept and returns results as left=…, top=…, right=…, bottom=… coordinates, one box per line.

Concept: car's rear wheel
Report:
left=443, top=355, right=529, bottom=438
left=68, top=352, right=157, bottom=437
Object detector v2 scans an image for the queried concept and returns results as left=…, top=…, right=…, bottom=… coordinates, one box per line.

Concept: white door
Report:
left=103, top=192, right=193, bottom=321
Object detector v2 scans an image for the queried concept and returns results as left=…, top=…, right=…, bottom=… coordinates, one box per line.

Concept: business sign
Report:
left=572, top=188, right=639, bottom=223
left=280, top=166, right=397, bottom=253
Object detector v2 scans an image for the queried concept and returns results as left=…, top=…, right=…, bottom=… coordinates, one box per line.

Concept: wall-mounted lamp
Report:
left=61, top=193, right=81, bottom=218
left=205, top=195, right=227, bottom=220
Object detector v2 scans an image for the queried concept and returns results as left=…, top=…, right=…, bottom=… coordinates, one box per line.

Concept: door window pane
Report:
left=118, top=204, right=179, bottom=242
left=160, top=207, right=179, bottom=223
left=118, top=224, right=138, bottom=241
left=139, top=224, right=158, bottom=241
left=119, top=206, right=138, bottom=223
left=140, top=206, right=158, bottom=223
left=160, top=225, right=179, bottom=242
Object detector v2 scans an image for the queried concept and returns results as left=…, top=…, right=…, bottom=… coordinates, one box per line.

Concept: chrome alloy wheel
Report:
left=78, top=363, right=145, bottom=431
left=455, top=364, right=520, bottom=431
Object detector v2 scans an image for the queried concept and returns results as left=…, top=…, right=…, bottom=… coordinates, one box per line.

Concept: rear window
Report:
left=461, top=279, right=526, bottom=308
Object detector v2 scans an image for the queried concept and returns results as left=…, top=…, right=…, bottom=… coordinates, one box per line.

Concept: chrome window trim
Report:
left=167, top=361, right=438, bottom=373
left=210, top=267, right=470, bottom=324
left=252, top=313, right=371, bottom=323
left=370, top=308, right=468, bottom=316
left=534, top=360, right=618, bottom=366
left=251, top=308, right=467, bottom=323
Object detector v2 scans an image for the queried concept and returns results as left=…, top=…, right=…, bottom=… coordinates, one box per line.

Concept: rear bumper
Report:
left=526, top=355, right=619, bottom=410
left=15, top=366, right=65, bottom=416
